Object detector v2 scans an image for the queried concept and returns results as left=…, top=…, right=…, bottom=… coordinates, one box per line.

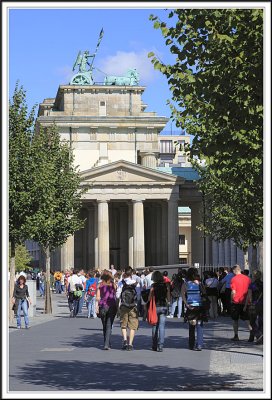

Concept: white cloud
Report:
left=96, top=50, right=161, bottom=85
left=55, top=66, right=74, bottom=83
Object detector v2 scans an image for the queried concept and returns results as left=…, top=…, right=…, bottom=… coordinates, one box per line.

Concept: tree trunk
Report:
left=44, top=247, right=52, bottom=314
left=9, top=241, right=16, bottom=324
left=251, top=244, right=258, bottom=272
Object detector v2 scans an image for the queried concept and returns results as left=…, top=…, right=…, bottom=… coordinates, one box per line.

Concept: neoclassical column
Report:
left=119, top=205, right=128, bottom=268
left=156, top=203, right=162, bottom=265
left=190, top=202, right=204, bottom=266
left=224, top=239, right=231, bottom=267
left=87, top=205, right=95, bottom=268
left=94, top=203, right=99, bottom=269
left=97, top=200, right=110, bottom=270
left=161, top=201, right=168, bottom=265
left=128, top=202, right=134, bottom=268
left=141, top=152, right=157, bottom=169
left=133, top=200, right=145, bottom=268
left=167, top=199, right=179, bottom=265
left=60, top=234, right=74, bottom=271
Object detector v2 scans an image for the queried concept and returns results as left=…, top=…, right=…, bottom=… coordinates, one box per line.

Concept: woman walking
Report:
left=181, top=268, right=207, bottom=351
left=148, top=271, right=171, bottom=352
left=96, top=271, right=117, bottom=350
left=11, top=275, right=32, bottom=329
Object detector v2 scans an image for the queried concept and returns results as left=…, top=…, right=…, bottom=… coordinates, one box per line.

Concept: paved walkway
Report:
left=9, top=291, right=264, bottom=393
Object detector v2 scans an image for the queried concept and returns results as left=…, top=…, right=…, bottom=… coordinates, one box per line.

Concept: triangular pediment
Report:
left=80, top=160, right=184, bottom=185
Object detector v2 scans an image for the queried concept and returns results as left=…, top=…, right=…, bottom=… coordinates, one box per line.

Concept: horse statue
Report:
left=104, top=68, right=140, bottom=86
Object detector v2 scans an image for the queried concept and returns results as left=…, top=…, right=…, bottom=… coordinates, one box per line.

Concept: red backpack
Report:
left=87, top=281, right=97, bottom=297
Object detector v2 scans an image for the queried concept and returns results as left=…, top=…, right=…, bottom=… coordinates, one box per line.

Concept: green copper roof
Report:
left=156, top=167, right=200, bottom=181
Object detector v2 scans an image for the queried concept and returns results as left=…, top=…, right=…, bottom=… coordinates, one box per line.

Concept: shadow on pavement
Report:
left=10, top=359, right=261, bottom=391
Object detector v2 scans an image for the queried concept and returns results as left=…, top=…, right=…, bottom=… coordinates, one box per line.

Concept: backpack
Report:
left=171, top=278, right=183, bottom=298
left=87, top=281, right=97, bottom=298
left=120, top=281, right=137, bottom=309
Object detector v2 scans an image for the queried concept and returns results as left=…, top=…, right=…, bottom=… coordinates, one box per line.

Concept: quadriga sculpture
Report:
left=104, top=69, right=140, bottom=86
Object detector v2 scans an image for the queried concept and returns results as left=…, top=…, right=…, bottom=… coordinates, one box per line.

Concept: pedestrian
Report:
left=245, top=270, right=263, bottom=344
left=167, top=268, right=184, bottom=319
left=39, top=271, right=45, bottom=297
left=11, top=275, right=32, bottom=329
left=109, top=264, right=117, bottom=276
left=219, top=267, right=235, bottom=316
left=85, top=270, right=98, bottom=318
left=67, top=270, right=83, bottom=317
left=116, top=267, right=139, bottom=350
left=204, top=271, right=219, bottom=319
left=162, top=270, right=171, bottom=284
left=148, top=270, right=171, bottom=352
left=230, top=264, right=252, bottom=341
left=95, top=270, right=117, bottom=350
left=78, top=269, right=87, bottom=314
left=54, top=271, right=62, bottom=294
left=181, top=268, right=207, bottom=351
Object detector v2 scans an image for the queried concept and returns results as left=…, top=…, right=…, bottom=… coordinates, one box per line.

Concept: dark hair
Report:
left=152, top=271, right=164, bottom=284
left=149, top=267, right=154, bottom=273
left=124, top=268, right=132, bottom=277
left=100, top=272, right=112, bottom=282
left=163, top=270, right=168, bottom=277
left=18, top=275, right=26, bottom=284
left=186, top=267, right=199, bottom=282
left=73, top=269, right=79, bottom=275
left=95, top=272, right=101, bottom=278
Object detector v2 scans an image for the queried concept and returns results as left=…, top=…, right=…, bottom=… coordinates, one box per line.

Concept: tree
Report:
left=13, top=244, right=33, bottom=272
left=148, top=9, right=263, bottom=269
left=9, top=83, right=36, bottom=322
left=24, top=125, right=86, bottom=313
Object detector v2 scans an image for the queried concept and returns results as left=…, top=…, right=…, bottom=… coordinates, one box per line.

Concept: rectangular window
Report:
left=99, top=101, right=106, bottom=116
left=179, top=258, right=187, bottom=264
left=160, top=140, right=173, bottom=153
left=179, top=234, right=185, bottom=245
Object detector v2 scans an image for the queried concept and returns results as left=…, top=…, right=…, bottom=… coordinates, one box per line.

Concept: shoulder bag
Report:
left=147, top=289, right=158, bottom=325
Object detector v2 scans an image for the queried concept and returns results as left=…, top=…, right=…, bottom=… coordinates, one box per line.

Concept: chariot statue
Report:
left=70, top=28, right=104, bottom=85
left=104, top=68, right=140, bottom=86
left=70, top=29, right=140, bottom=86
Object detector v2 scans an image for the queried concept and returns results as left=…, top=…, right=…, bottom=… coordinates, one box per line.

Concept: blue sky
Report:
left=9, top=7, right=183, bottom=133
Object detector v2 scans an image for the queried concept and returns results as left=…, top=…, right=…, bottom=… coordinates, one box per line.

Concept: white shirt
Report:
left=144, top=273, right=153, bottom=289
left=116, top=277, right=136, bottom=299
left=78, top=274, right=86, bottom=290
left=68, top=274, right=81, bottom=292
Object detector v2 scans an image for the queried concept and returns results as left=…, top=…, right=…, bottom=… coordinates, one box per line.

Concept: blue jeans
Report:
left=55, top=280, right=62, bottom=294
left=152, top=306, right=167, bottom=348
left=16, top=299, right=29, bottom=327
left=100, top=307, right=117, bottom=348
left=39, top=283, right=45, bottom=296
left=78, top=291, right=85, bottom=313
left=189, top=320, right=204, bottom=348
left=87, top=296, right=96, bottom=318
left=171, top=296, right=183, bottom=317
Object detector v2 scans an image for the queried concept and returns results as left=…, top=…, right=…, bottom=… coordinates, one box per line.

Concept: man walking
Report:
left=230, top=264, right=252, bottom=341
left=116, top=268, right=139, bottom=351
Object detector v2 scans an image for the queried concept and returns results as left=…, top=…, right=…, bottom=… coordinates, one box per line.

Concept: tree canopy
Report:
left=148, top=8, right=263, bottom=250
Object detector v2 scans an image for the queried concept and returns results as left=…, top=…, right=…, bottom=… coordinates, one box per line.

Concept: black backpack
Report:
left=120, top=281, right=137, bottom=308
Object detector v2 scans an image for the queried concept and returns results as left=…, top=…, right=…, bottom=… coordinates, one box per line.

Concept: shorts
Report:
left=231, top=303, right=249, bottom=321
left=119, top=306, right=139, bottom=330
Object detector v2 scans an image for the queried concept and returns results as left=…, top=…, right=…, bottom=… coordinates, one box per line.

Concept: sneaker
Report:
left=194, top=346, right=202, bottom=351
left=231, top=335, right=239, bottom=341
left=16, top=326, right=21, bottom=329
left=25, top=326, right=30, bottom=329
left=157, top=345, right=163, bottom=352
left=122, top=340, right=128, bottom=350
left=166, top=315, right=174, bottom=318
left=103, top=346, right=110, bottom=350
left=127, top=344, right=133, bottom=351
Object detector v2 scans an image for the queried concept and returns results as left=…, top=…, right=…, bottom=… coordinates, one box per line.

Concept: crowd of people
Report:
left=42, top=264, right=263, bottom=351
left=12, top=264, right=263, bottom=351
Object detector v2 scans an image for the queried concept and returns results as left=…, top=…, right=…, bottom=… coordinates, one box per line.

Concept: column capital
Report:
left=132, top=199, right=145, bottom=204
left=97, top=199, right=109, bottom=204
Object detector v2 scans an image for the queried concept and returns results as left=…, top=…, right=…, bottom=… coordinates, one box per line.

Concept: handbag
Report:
left=219, top=281, right=226, bottom=295
left=200, top=284, right=211, bottom=310
left=147, top=289, right=158, bottom=325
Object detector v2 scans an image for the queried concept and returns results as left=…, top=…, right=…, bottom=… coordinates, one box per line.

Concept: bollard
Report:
left=26, top=280, right=36, bottom=317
